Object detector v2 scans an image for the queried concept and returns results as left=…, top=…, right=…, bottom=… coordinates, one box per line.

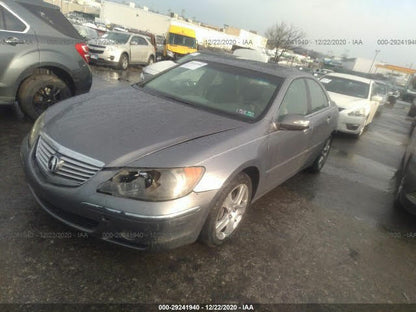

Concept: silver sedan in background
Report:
left=21, top=54, right=338, bottom=250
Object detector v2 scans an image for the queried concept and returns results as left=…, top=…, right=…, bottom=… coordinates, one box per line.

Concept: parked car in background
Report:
left=320, top=73, right=383, bottom=138
left=313, top=68, right=334, bottom=78
left=155, top=35, right=165, bottom=60
left=74, top=24, right=99, bottom=41
left=127, top=28, right=157, bottom=53
left=402, top=74, right=416, bottom=103
left=21, top=55, right=338, bottom=250
left=396, top=127, right=416, bottom=214
left=373, top=81, right=389, bottom=114
left=88, top=31, right=156, bottom=70
left=386, top=82, right=401, bottom=105
left=0, top=0, right=92, bottom=120
left=83, top=22, right=107, bottom=36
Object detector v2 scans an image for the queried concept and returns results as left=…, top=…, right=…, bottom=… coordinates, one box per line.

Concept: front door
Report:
left=265, top=78, right=311, bottom=190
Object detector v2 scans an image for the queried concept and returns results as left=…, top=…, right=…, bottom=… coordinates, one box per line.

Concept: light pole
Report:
left=369, top=49, right=380, bottom=74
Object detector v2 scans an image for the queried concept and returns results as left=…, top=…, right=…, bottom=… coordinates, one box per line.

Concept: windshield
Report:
left=320, top=76, right=370, bottom=99
left=143, top=61, right=283, bottom=121
left=168, top=33, right=197, bottom=49
left=101, top=32, right=130, bottom=44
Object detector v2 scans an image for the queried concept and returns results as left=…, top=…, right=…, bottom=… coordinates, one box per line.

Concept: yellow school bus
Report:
left=164, top=25, right=197, bottom=59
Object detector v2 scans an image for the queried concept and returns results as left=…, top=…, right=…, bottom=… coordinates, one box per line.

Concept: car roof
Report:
left=15, top=0, right=56, bottom=8
left=324, top=72, right=372, bottom=84
left=108, top=31, right=147, bottom=38
left=183, top=52, right=307, bottom=79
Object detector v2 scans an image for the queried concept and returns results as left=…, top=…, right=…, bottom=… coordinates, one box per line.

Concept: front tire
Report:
left=199, top=173, right=252, bottom=247
left=18, top=74, right=71, bottom=120
left=148, top=55, right=154, bottom=65
left=118, top=53, right=129, bottom=70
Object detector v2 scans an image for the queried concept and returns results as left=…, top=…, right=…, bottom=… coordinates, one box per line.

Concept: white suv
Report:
left=88, top=32, right=156, bottom=70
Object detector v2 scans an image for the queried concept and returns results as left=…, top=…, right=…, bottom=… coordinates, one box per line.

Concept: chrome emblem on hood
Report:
left=48, top=155, right=64, bottom=173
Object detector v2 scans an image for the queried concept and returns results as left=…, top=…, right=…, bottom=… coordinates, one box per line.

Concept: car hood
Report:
left=88, top=38, right=123, bottom=46
left=143, top=60, right=176, bottom=76
left=43, top=87, right=245, bottom=166
left=327, top=92, right=369, bottom=110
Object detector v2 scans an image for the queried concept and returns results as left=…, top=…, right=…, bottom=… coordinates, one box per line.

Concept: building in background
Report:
left=341, top=57, right=375, bottom=73
left=44, top=0, right=100, bottom=15
left=99, top=1, right=267, bottom=51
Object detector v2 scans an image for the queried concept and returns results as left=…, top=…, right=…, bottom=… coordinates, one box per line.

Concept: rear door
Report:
left=265, top=78, right=311, bottom=189
left=130, top=36, right=149, bottom=63
left=0, top=1, right=38, bottom=103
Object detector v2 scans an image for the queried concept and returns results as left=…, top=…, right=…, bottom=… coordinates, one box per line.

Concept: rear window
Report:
left=19, top=3, right=81, bottom=39
left=0, top=5, right=27, bottom=32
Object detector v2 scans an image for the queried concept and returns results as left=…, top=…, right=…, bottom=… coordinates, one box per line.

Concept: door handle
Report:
left=5, top=37, right=25, bottom=45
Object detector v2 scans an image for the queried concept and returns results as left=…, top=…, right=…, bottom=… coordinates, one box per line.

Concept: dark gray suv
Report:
left=0, top=0, right=92, bottom=119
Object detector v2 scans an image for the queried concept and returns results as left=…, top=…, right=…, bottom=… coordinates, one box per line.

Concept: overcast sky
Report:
left=117, top=0, right=416, bottom=67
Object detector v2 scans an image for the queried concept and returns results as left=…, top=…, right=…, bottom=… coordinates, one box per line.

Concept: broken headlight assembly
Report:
left=97, top=167, right=205, bottom=201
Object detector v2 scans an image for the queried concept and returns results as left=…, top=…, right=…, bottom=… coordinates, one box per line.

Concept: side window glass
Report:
left=137, top=37, right=148, bottom=46
left=278, top=79, right=308, bottom=121
left=307, top=79, right=329, bottom=113
left=0, top=5, right=26, bottom=32
left=371, top=84, right=380, bottom=96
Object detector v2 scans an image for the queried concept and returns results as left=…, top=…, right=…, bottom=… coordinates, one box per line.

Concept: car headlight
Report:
left=97, top=167, right=205, bottom=201
left=167, top=50, right=175, bottom=58
left=28, top=112, right=45, bottom=147
left=347, top=108, right=366, bottom=117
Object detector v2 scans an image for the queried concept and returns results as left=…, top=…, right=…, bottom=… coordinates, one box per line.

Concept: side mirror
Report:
left=371, top=95, right=383, bottom=102
left=273, top=115, right=310, bottom=131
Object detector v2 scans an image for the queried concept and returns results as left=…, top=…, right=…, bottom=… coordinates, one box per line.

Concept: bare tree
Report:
left=265, top=22, right=305, bottom=63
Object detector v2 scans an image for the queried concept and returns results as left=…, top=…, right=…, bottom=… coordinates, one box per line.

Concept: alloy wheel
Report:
left=215, top=184, right=249, bottom=240
left=33, top=85, right=63, bottom=115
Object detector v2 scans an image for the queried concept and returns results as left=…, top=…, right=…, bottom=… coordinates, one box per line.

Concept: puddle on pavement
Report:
left=90, top=66, right=143, bottom=84
left=326, top=149, right=397, bottom=192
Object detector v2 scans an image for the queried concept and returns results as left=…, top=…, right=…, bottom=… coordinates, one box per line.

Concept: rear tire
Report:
left=309, top=136, right=332, bottom=173
left=18, top=74, right=71, bottom=120
left=199, top=173, right=252, bottom=247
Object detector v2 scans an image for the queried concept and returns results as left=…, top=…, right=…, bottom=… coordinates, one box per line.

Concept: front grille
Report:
left=89, top=48, right=104, bottom=54
left=88, top=44, right=106, bottom=49
left=35, top=134, right=104, bottom=185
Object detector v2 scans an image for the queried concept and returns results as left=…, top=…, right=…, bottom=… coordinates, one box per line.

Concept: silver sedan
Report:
left=21, top=54, right=338, bottom=250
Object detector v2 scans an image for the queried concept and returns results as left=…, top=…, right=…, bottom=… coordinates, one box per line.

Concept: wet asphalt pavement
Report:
left=1, top=65, right=416, bottom=305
